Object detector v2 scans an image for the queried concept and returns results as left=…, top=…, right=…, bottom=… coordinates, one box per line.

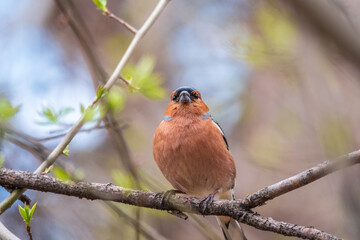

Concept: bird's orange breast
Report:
left=153, top=116, right=236, bottom=198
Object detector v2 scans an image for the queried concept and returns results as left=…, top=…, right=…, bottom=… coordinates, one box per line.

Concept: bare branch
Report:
left=0, top=168, right=342, bottom=240
left=104, top=10, right=137, bottom=34
left=242, top=150, right=360, bottom=209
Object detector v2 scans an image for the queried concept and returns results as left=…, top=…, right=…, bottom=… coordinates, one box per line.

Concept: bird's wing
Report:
left=211, top=118, right=229, bottom=150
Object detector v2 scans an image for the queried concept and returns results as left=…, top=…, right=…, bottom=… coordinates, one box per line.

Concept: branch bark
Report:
left=0, top=168, right=343, bottom=240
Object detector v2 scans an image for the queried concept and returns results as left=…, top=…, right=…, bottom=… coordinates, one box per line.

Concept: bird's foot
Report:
left=199, top=189, right=219, bottom=214
left=156, top=189, right=185, bottom=206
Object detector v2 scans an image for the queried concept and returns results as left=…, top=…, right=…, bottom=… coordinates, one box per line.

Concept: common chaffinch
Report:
left=153, top=87, right=245, bottom=240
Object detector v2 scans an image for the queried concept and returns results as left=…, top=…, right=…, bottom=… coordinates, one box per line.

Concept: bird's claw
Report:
left=156, top=189, right=183, bottom=206
left=199, top=191, right=217, bottom=214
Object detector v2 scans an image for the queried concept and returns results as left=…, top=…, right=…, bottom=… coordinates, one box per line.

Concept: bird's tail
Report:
left=216, top=217, right=247, bottom=240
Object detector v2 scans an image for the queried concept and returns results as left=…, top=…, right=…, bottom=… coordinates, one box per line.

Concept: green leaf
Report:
left=52, top=166, right=72, bottom=181
left=123, top=56, right=167, bottom=99
left=28, top=202, right=37, bottom=221
left=62, top=145, right=70, bottom=157
left=105, top=89, right=125, bottom=114
left=83, top=106, right=98, bottom=122
left=18, top=202, right=37, bottom=227
left=38, top=106, right=73, bottom=125
left=80, top=104, right=85, bottom=113
left=0, top=98, right=20, bottom=122
left=0, top=155, right=4, bottom=168
left=18, top=204, right=28, bottom=224
left=96, top=85, right=107, bottom=101
left=93, top=0, right=107, bottom=12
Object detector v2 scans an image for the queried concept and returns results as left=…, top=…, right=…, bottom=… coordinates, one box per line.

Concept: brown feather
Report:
left=153, top=97, right=236, bottom=198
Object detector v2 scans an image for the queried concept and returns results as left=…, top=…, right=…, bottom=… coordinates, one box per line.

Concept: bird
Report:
left=153, top=86, right=246, bottom=240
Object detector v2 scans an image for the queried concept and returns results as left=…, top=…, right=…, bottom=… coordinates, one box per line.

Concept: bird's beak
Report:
left=179, top=91, right=191, bottom=104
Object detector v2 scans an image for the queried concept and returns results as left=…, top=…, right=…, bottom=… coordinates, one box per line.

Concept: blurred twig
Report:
left=0, top=0, right=170, bottom=215
left=106, top=202, right=167, bottom=240
left=0, top=221, right=20, bottom=240
left=0, top=165, right=349, bottom=240
left=285, top=0, right=360, bottom=67
left=54, top=0, right=107, bottom=87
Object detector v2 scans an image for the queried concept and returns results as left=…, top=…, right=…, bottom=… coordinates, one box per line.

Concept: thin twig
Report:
left=0, top=0, right=171, bottom=214
left=242, top=150, right=360, bottom=209
left=26, top=226, right=33, bottom=240
left=105, top=202, right=167, bottom=240
left=35, top=125, right=112, bottom=142
left=103, top=0, right=170, bottom=91
left=0, top=168, right=342, bottom=240
left=285, top=0, right=360, bottom=67
left=104, top=10, right=137, bottom=34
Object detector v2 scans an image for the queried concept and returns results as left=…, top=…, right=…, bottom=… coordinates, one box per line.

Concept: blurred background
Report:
left=1, top=0, right=360, bottom=239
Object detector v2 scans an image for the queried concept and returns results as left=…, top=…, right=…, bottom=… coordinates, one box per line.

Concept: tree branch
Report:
left=0, top=0, right=171, bottom=214
left=242, top=150, right=360, bottom=208
left=0, top=221, right=20, bottom=240
left=104, top=10, right=137, bottom=34
left=0, top=168, right=342, bottom=240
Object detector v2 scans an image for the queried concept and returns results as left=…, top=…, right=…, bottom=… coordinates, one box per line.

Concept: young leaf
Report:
left=123, top=56, right=166, bottom=99
left=80, top=104, right=85, bottom=113
left=96, top=85, right=107, bottom=101
left=83, top=106, right=97, bottom=122
left=19, top=204, right=28, bottom=224
left=93, top=0, right=107, bottom=12
left=105, top=89, right=125, bottom=114
left=0, top=98, right=20, bottom=122
left=18, top=202, right=37, bottom=227
left=38, top=106, right=74, bottom=125
left=0, top=155, right=4, bottom=168
left=28, top=202, right=37, bottom=221
left=62, top=145, right=70, bottom=157
left=52, top=166, right=72, bottom=181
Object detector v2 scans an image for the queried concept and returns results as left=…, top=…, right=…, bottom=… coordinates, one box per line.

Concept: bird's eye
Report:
left=193, top=93, right=199, bottom=99
left=172, top=95, right=177, bottom=101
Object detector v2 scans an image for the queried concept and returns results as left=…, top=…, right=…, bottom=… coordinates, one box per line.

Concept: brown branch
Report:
left=242, top=150, right=360, bottom=208
left=0, top=168, right=341, bottom=240
left=104, top=10, right=137, bottom=34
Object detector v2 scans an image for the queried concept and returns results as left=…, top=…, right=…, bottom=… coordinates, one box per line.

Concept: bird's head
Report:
left=164, top=87, right=209, bottom=118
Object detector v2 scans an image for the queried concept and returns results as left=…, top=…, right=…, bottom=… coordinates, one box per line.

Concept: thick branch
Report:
left=0, top=168, right=341, bottom=240
left=243, top=150, right=360, bottom=208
